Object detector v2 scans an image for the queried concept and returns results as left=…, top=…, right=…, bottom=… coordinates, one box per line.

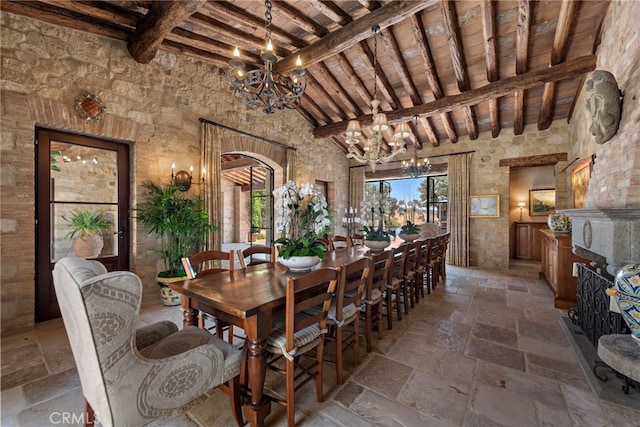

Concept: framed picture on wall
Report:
left=571, top=156, right=593, bottom=208
left=529, top=189, right=556, bottom=216
left=470, top=195, right=500, bottom=218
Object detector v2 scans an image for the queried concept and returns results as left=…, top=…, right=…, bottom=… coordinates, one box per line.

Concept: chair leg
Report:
left=315, top=339, right=325, bottom=403
left=365, top=305, right=373, bottom=353
left=336, top=326, right=344, bottom=385
left=228, top=375, right=244, bottom=427
left=385, top=289, right=394, bottom=329
left=353, top=319, right=360, bottom=367
left=286, top=357, right=296, bottom=427
left=376, top=301, right=383, bottom=339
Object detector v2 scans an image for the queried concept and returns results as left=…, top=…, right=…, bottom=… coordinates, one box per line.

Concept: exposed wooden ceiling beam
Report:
left=314, top=55, right=596, bottom=138
left=441, top=0, right=478, bottom=140
left=409, top=14, right=458, bottom=144
left=335, top=52, right=372, bottom=106
left=272, top=1, right=328, bottom=38
left=274, top=0, right=437, bottom=73
left=480, top=0, right=500, bottom=138
left=127, top=0, right=206, bottom=64
left=357, top=41, right=398, bottom=111
left=514, top=0, right=531, bottom=135
left=499, top=153, right=568, bottom=168
left=305, top=72, right=349, bottom=121
left=312, top=62, right=363, bottom=117
left=365, top=162, right=448, bottom=180
left=538, top=0, right=578, bottom=130
left=308, top=0, right=353, bottom=26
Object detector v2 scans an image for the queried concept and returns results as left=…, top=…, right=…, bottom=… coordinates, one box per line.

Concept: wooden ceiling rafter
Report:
left=480, top=0, right=500, bottom=139
left=441, top=0, right=478, bottom=141
left=272, top=1, right=328, bottom=39
left=127, top=0, right=206, bottom=64
left=307, top=0, right=353, bottom=27
left=514, top=0, right=532, bottom=135
left=335, top=52, right=372, bottom=107
left=312, top=61, right=363, bottom=118
left=537, top=0, right=578, bottom=131
left=304, top=71, right=349, bottom=122
left=409, top=14, right=458, bottom=144
left=313, top=55, right=597, bottom=138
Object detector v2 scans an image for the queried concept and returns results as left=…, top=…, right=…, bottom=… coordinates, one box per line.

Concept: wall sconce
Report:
left=171, top=163, right=205, bottom=192
left=518, top=201, right=526, bottom=221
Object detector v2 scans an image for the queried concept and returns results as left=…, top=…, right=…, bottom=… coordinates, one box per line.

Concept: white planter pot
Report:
left=364, top=240, right=390, bottom=251
left=277, top=255, right=321, bottom=272
left=156, top=276, right=186, bottom=306
left=399, top=233, right=421, bottom=243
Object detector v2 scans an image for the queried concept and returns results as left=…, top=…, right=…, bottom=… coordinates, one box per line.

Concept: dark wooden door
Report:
left=35, top=128, right=130, bottom=322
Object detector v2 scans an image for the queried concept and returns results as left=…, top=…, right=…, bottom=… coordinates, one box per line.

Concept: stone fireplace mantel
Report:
left=560, top=208, right=640, bottom=276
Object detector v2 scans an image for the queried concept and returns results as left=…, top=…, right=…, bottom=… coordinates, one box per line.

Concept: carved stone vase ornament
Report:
left=585, top=70, right=622, bottom=144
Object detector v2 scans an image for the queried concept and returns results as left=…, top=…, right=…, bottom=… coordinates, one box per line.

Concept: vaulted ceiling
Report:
left=3, top=0, right=609, bottom=159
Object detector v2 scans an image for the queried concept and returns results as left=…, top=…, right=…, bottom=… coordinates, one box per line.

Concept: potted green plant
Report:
left=63, top=209, right=111, bottom=258
left=134, top=181, right=218, bottom=305
left=273, top=181, right=331, bottom=271
left=361, top=224, right=391, bottom=251
left=399, top=221, right=422, bottom=242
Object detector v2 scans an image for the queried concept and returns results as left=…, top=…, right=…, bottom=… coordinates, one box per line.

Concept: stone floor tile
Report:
left=469, top=383, right=537, bottom=427
left=398, top=369, right=469, bottom=425
left=332, top=381, right=364, bottom=408
left=313, top=401, right=373, bottom=427
left=22, top=367, right=80, bottom=407
left=471, top=323, right=518, bottom=347
left=352, top=388, right=450, bottom=426
left=561, top=383, right=611, bottom=426
left=430, top=319, right=471, bottom=353
left=352, top=355, right=413, bottom=399
left=518, top=318, right=569, bottom=346
left=1, top=362, right=49, bottom=392
left=526, top=363, right=591, bottom=390
left=0, top=386, right=27, bottom=420
left=600, top=401, right=640, bottom=427
left=475, top=311, right=518, bottom=330
left=535, top=402, right=572, bottom=427
left=464, top=338, right=526, bottom=371
left=526, top=352, right=585, bottom=378
left=16, top=387, right=84, bottom=427
left=518, top=335, right=576, bottom=360
left=463, top=411, right=510, bottom=427
left=449, top=310, right=476, bottom=325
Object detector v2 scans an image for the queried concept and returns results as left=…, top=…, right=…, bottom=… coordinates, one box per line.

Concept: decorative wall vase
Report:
left=547, top=213, right=572, bottom=233
left=611, top=263, right=640, bottom=344
left=364, top=240, right=390, bottom=252
left=72, top=234, right=104, bottom=258
left=399, top=233, right=421, bottom=243
left=277, top=255, right=321, bottom=272
left=585, top=70, right=622, bottom=144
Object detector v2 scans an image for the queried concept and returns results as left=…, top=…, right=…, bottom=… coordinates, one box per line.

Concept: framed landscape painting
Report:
left=529, top=189, right=556, bottom=216
left=572, top=157, right=593, bottom=208
left=470, top=195, right=500, bottom=218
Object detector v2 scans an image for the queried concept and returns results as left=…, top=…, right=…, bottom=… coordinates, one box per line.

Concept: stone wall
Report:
left=0, top=12, right=349, bottom=335
left=568, top=0, right=640, bottom=208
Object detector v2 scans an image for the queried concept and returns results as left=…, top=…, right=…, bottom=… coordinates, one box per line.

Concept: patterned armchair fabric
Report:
left=53, top=257, right=242, bottom=427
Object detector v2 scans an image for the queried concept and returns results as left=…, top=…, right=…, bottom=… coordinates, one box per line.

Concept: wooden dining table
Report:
left=169, top=247, right=369, bottom=427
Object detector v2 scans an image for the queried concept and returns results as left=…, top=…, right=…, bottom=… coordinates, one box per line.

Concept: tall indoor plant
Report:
left=273, top=181, right=331, bottom=269
left=135, top=181, right=218, bottom=304
left=359, top=190, right=391, bottom=250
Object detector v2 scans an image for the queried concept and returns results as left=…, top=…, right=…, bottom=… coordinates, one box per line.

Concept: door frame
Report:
left=35, top=128, right=130, bottom=322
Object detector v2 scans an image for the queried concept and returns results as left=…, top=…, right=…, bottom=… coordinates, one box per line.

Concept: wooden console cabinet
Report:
left=540, top=229, right=585, bottom=309
left=515, top=222, right=548, bottom=260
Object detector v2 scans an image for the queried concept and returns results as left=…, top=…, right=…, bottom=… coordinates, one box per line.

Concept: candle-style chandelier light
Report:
left=228, top=0, right=306, bottom=114
left=345, top=25, right=409, bottom=171
left=401, top=143, right=431, bottom=178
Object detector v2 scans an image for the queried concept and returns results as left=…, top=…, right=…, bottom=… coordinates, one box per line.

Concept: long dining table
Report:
left=169, top=247, right=369, bottom=427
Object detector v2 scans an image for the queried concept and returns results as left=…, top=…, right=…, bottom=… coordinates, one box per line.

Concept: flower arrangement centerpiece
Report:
left=359, top=191, right=391, bottom=250
left=273, top=181, right=332, bottom=265
left=399, top=221, right=422, bottom=242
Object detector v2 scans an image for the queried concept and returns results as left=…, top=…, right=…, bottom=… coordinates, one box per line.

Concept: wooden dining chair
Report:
left=323, top=257, right=370, bottom=384
left=350, top=233, right=365, bottom=246
left=362, top=250, right=391, bottom=352
left=403, top=240, right=422, bottom=307
left=236, top=245, right=275, bottom=269
left=265, top=266, right=341, bottom=427
left=318, top=235, right=335, bottom=251
left=386, top=244, right=408, bottom=329
left=415, top=238, right=433, bottom=295
left=185, top=250, right=239, bottom=343
left=332, top=235, right=350, bottom=249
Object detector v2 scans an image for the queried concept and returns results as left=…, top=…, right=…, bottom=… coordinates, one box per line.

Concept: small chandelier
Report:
left=228, top=0, right=306, bottom=114
left=401, top=144, right=431, bottom=178
left=345, top=25, right=408, bottom=172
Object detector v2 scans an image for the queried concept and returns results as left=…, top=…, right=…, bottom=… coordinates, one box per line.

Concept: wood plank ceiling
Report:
left=3, top=0, right=610, bottom=185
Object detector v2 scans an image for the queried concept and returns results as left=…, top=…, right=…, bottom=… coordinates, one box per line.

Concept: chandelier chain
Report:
left=265, top=0, right=272, bottom=44
left=372, top=25, right=378, bottom=102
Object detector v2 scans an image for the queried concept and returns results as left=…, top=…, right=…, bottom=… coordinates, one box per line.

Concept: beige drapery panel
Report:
left=349, top=166, right=365, bottom=211
left=200, top=121, right=223, bottom=251
left=447, top=153, right=471, bottom=266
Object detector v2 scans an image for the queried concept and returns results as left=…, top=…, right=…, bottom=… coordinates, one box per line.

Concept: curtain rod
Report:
left=199, top=118, right=295, bottom=151
left=349, top=149, right=475, bottom=169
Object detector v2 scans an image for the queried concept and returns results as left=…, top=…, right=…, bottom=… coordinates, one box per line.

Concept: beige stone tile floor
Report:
left=2, top=263, right=639, bottom=426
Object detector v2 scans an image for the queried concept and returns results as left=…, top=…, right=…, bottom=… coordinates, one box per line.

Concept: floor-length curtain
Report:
left=349, top=166, right=365, bottom=214
left=447, top=153, right=471, bottom=266
left=285, top=148, right=296, bottom=182
left=200, top=121, right=223, bottom=251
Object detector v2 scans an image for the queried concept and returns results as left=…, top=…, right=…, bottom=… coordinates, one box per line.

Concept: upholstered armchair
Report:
left=52, top=257, right=243, bottom=427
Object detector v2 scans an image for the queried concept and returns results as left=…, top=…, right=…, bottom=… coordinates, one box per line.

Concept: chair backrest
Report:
left=187, top=250, right=235, bottom=278
left=417, top=238, right=433, bottom=269
left=350, top=233, right=365, bottom=246
left=335, top=257, right=370, bottom=321
left=53, top=256, right=142, bottom=427
left=237, top=245, right=275, bottom=269
left=284, top=267, right=341, bottom=352
left=405, top=240, right=422, bottom=275
left=332, top=235, right=350, bottom=249
left=367, top=250, right=392, bottom=300
left=318, top=236, right=335, bottom=252
left=391, top=244, right=408, bottom=282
